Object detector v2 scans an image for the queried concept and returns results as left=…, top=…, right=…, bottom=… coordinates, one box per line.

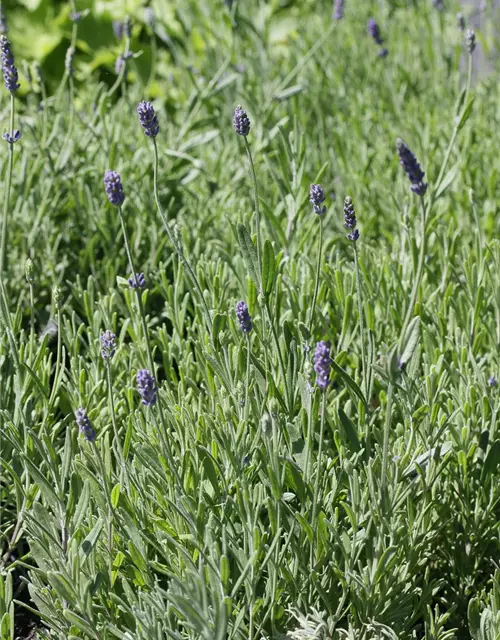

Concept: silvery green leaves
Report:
left=237, top=223, right=276, bottom=296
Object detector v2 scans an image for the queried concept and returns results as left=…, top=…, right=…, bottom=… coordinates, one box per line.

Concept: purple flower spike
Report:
left=113, top=20, right=124, bottom=39
left=3, top=129, right=20, bottom=144
left=333, top=0, right=344, bottom=20
left=236, top=301, right=252, bottom=334
left=233, top=105, right=250, bottom=136
left=136, top=369, right=157, bottom=406
left=75, top=408, right=96, bottom=442
left=0, top=35, right=19, bottom=93
left=344, top=196, right=359, bottom=242
left=128, top=272, right=146, bottom=289
left=310, top=184, right=326, bottom=215
left=465, top=28, right=475, bottom=54
left=70, top=11, right=84, bottom=23
left=104, top=170, right=125, bottom=206
left=137, top=101, right=159, bottom=138
left=488, top=375, right=498, bottom=388
left=314, top=341, right=331, bottom=390
left=100, top=330, right=116, bottom=360
left=378, top=48, right=389, bottom=58
left=368, top=19, right=384, bottom=46
left=396, top=139, right=427, bottom=197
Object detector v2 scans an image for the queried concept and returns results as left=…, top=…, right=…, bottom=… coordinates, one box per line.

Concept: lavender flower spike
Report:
left=236, top=301, right=252, bottom=334
left=367, top=19, right=384, bottom=46
left=344, top=196, right=359, bottom=242
left=75, top=408, right=96, bottom=442
left=333, top=0, right=344, bottom=20
left=465, top=28, right=476, bottom=54
left=310, top=184, right=326, bottom=215
left=0, top=4, right=8, bottom=34
left=137, top=101, right=159, bottom=138
left=100, top=330, right=116, bottom=360
left=136, top=369, right=157, bottom=406
left=0, top=35, right=19, bottom=93
left=396, top=139, right=427, bottom=197
left=314, top=341, right=331, bottom=390
left=104, top=170, right=125, bottom=206
left=129, top=272, right=146, bottom=289
left=456, top=12, right=465, bottom=31
left=3, top=129, right=20, bottom=144
left=233, top=105, right=250, bottom=136
left=488, top=375, right=498, bottom=388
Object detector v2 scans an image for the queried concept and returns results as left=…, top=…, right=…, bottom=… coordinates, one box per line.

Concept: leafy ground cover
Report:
left=1, top=0, right=500, bottom=638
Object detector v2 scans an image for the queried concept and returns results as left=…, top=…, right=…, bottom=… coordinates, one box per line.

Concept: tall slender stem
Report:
left=243, top=138, right=261, bottom=271
left=311, top=392, right=327, bottom=562
left=308, top=216, right=323, bottom=332
left=265, top=301, right=289, bottom=414
left=353, top=243, right=366, bottom=395
left=106, top=362, right=123, bottom=462
left=380, top=382, right=393, bottom=498
left=0, top=93, right=15, bottom=275
left=151, top=138, right=212, bottom=337
left=399, top=198, right=426, bottom=348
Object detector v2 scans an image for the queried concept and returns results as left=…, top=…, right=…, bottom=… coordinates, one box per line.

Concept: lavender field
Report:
left=0, top=0, right=500, bottom=638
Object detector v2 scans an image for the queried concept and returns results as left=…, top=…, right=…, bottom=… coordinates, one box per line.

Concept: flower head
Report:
left=100, top=330, right=116, bottom=360
left=136, top=369, right=157, bottom=406
left=396, top=139, right=427, bottom=197
left=457, top=12, right=465, bottom=31
left=128, top=272, right=146, bottom=289
left=137, top=101, right=159, bottom=138
left=236, top=301, right=252, bottom=334
left=343, top=196, right=359, bottom=242
left=113, top=20, right=124, bottom=39
left=310, top=184, right=326, bottom=215
left=70, top=10, right=85, bottom=23
left=333, top=0, right=344, bottom=20
left=367, top=19, right=384, bottom=46
left=314, top=341, right=331, bottom=390
left=433, top=0, right=445, bottom=10
left=488, top=375, right=498, bottom=388
left=75, top=408, right=96, bottom=442
left=233, top=105, right=250, bottom=136
left=465, top=28, right=476, bottom=54
left=104, top=170, right=125, bottom=206
left=0, top=35, right=19, bottom=93
left=3, top=129, right=20, bottom=144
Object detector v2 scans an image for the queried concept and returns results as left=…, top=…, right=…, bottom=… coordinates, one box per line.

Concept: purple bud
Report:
left=465, top=28, right=475, bottom=54
left=488, top=375, right=498, bottom=388
left=236, top=301, right=252, bottom=334
left=433, top=0, right=445, bottom=10
left=104, top=170, right=125, bottom=206
left=100, top=330, right=116, bottom=360
left=128, top=272, right=146, bottom=289
left=137, top=101, right=159, bottom=138
left=136, top=369, right=157, bottom=406
left=75, top=408, right=96, bottom=442
left=113, top=20, right=124, bottom=39
left=70, top=11, right=84, bottom=23
left=2, top=129, right=20, bottom=144
left=0, top=35, right=19, bottom=93
left=396, top=139, right=427, bottom=197
left=314, top=341, right=331, bottom=390
left=233, top=105, right=250, bottom=136
left=457, top=12, right=465, bottom=31
left=343, top=196, right=359, bottom=242
left=310, top=183, right=326, bottom=215
left=333, top=0, right=344, bottom=20
left=367, top=19, right=384, bottom=46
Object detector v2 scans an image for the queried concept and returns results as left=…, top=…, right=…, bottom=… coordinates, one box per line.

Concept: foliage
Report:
left=1, top=0, right=500, bottom=638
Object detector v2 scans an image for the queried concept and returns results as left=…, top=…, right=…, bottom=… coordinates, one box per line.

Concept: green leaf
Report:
left=47, top=572, right=77, bottom=605
left=338, top=408, right=361, bottom=452
left=330, top=360, right=367, bottom=408
left=111, top=483, right=121, bottom=509
left=399, top=316, right=420, bottom=368
left=434, top=162, right=460, bottom=200
left=457, top=97, right=474, bottom=131
left=261, top=239, right=276, bottom=296
left=467, top=597, right=481, bottom=640
left=480, top=440, right=500, bottom=483
left=81, top=517, right=104, bottom=559
left=237, top=223, right=260, bottom=286
left=62, top=610, right=99, bottom=639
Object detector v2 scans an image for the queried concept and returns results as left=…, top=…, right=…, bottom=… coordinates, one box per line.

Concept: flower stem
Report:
left=151, top=138, right=212, bottom=337
left=265, top=301, right=290, bottom=414
left=353, top=243, right=366, bottom=395
left=311, top=392, right=327, bottom=562
left=0, top=93, right=15, bottom=275
left=243, top=137, right=261, bottom=271
left=308, top=216, right=323, bottom=332
left=380, top=382, right=393, bottom=498
left=399, top=198, right=426, bottom=349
